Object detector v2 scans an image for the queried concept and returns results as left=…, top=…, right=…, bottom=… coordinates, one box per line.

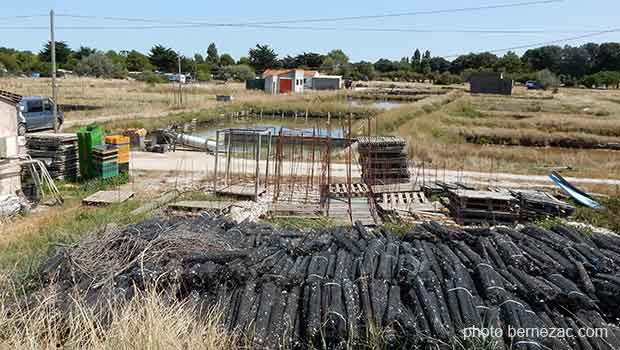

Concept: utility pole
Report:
left=50, top=9, right=58, bottom=133
left=178, top=55, right=183, bottom=105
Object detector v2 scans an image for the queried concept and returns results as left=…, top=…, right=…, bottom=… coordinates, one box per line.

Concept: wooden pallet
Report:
left=378, top=191, right=430, bottom=212
left=269, top=202, right=323, bottom=217
left=448, top=189, right=516, bottom=211
left=168, top=200, right=233, bottom=213
left=448, top=189, right=518, bottom=225
left=83, top=190, right=134, bottom=206
left=216, top=184, right=266, bottom=198
left=327, top=198, right=380, bottom=226
left=329, top=183, right=369, bottom=197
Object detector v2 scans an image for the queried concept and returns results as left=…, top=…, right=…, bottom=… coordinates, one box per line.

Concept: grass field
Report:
left=2, top=77, right=619, bottom=183
left=370, top=86, right=620, bottom=182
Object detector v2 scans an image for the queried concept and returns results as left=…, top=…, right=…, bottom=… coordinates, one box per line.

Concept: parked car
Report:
left=17, top=97, right=64, bottom=135
left=525, top=80, right=541, bottom=90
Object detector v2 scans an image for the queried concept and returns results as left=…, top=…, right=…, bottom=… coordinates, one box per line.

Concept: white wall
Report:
left=0, top=99, right=20, bottom=196
left=293, top=70, right=305, bottom=93
left=265, top=75, right=278, bottom=95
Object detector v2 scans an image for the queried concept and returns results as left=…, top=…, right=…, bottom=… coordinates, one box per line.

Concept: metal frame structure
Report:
left=213, top=128, right=272, bottom=201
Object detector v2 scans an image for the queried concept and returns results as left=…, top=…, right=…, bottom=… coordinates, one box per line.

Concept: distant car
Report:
left=17, top=97, right=64, bottom=135
left=525, top=80, right=541, bottom=90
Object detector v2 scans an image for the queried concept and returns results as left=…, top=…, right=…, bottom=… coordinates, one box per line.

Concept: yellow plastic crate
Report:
left=105, top=135, right=130, bottom=145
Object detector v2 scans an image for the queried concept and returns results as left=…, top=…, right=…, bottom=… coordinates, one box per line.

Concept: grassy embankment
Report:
left=370, top=87, right=620, bottom=184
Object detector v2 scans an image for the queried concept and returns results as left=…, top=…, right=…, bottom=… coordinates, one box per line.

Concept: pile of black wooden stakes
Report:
left=38, top=216, right=620, bottom=350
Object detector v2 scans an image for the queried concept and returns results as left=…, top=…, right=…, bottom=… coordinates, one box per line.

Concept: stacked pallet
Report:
left=92, top=145, right=119, bottom=179
left=511, top=189, right=575, bottom=221
left=357, top=136, right=410, bottom=185
left=25, top=133, right=79, bottom=180
left=448, top=189, right=519, bottom=225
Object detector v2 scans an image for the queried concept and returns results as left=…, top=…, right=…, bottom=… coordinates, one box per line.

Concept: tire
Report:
left=18, top=123, right=26, bottom=136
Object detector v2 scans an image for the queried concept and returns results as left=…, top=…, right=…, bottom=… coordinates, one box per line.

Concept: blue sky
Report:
left=2, top=0, right=619, bottom=61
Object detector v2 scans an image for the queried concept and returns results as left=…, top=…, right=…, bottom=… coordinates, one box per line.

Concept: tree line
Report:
left=1, top=41, right=619, bottom=88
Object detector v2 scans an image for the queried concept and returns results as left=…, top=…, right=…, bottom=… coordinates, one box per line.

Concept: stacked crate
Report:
left=92, top=145, right=119, bottom=179
left=105, top=135, right=130, bottom=173
left=77, top=124, right=103, bottom=180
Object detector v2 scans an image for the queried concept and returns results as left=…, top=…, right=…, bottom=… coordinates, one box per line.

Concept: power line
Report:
left=56, top=0, right=563, bottom=25
left=0, top=14, right=47, bottom=21
left=0, top=23, right=605, bottom=35
left=442, top=28, right=620, bottom=58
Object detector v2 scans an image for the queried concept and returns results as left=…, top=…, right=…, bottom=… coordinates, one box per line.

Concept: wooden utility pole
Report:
left=178, top=55, right=183, bottom=105
left=50, top=10, right=58, bottom=133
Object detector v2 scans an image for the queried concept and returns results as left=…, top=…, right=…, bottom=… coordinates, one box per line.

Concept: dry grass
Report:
left=0, top=281, right=240, bottom=350
left=0, top=77, right=342, bottom=124
left=367, top=85, right=620, bottom=183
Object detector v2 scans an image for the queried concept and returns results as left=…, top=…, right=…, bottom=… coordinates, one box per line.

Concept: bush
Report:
left=216, top=64, right=255, bottom=81
left=75, top=53, right=124, bottom=78
left=535, top=69, right=560, bottom=90
left=136, top=72, right=166, bottom=85
left=581, top=71, right=620, bottom=89
left=435, top=72, right=463, bottom=85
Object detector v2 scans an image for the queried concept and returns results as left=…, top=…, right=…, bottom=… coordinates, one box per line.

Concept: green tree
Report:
left=248, top=44, right=279, bottom=72
left=429, top=57, right=451, bottom=73
left=217, top=64, right=255, bottom=81
left=74, top=46, right=96, bottom=60
left=220, top=53, right=235, bottom=66
left=353, top=61, right=375, bottom=80
left=237, top=56, right=251, bottom=66
left=206, top=43, right=219, bottom=65
left=194, top=53, right=205, bottom=64
left=326, top=49, right=349, bottom=69
left=535, top=69, right=560, bottom=90
left=595, top=43, right=620, bottom=72
left=450, top=52, right=498, bottom=74
left=126, top=50, right=153, bottom=72
left=148, top=45, right=178, bottom=72
left=522, top=46, right=562, bottom=72
left=495, top=51, right=522, bottom=73
left=295, top=52, right=324, bottom=69
left=105, top=50, right=127, bottom=70
left=374, top=59, right=398, bottom=73
left=75, top=52, right=125, bottom=78
left=559, top=46, right=589, bottom=78
left=195, top=62, right=212, bottom=81
left=0, top=53, right=18, bottom=72
left=412, top=49, right=421, bottom=70
left=39, top=41, right=72, bottom=66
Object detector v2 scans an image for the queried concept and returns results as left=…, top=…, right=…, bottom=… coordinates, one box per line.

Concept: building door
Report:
left=279, top=78, right=292, bottom=94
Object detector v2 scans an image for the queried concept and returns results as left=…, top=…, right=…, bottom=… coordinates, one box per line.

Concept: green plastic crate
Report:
left=94, top=162, right=119, bottom=179
left=77, top=124, right=104, bottom=179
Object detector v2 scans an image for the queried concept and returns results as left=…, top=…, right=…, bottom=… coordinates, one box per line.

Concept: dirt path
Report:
left=131, top=150, right=620, bottom=190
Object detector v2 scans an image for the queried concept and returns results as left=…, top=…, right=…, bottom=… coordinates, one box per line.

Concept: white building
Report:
left=263, top=69, right=305, bottom=95
left=0, top=93, right=21, bottom=197
left=303, top=70, right=320, bottom=89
